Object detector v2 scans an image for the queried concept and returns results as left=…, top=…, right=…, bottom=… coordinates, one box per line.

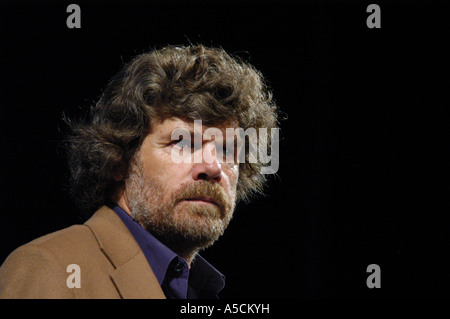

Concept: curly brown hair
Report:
left=65, top=44, right=278, bottom=215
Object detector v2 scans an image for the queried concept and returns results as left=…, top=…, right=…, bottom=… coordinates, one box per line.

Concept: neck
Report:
left=146, top=230, right=201, bottom=266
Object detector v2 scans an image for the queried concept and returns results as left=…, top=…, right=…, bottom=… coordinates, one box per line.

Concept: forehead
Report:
left=151, top=117, right=237, bottom=135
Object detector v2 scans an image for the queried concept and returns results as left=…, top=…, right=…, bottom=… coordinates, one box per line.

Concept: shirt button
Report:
left=172, top=260, right=185, bottom=277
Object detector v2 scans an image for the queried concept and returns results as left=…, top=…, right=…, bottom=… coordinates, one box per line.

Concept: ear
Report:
left=113, top=164, right=127, bottom=182
left=113, top=174, right=123, bottom=182
left=113, top=163, right=127, bottom=183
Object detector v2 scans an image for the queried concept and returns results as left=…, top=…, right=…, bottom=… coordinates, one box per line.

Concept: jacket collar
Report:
left=84, top=206, right=166, bottom=299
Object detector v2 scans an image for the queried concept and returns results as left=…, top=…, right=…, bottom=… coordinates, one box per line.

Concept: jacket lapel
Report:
left=85, top=206, right=166, bottom=299
left=110, top=252, right=165, bottom=299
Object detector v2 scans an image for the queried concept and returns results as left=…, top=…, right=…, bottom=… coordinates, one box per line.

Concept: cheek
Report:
left=144, top=149, right=192, bottom=178
left=223, top=165, right=239, bottom=194
left=150, top=163, right=194, bottom=192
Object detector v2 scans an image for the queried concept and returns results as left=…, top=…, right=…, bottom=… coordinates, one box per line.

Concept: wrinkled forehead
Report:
left=150, top=117, right=238, bottom=137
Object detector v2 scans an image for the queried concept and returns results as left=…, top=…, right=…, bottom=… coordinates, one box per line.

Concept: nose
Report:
left=191, top=143, right=222, bottom=182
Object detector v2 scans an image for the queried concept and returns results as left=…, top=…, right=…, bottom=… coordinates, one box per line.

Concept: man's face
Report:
left=124, top=117, right=239, bottom=254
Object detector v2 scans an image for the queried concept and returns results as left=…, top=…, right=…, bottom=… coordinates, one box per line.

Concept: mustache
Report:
left=172, top=181, right=230, bottom=213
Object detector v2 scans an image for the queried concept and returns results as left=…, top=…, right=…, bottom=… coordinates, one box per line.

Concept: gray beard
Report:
left=125, top=160, right=236, bottom=259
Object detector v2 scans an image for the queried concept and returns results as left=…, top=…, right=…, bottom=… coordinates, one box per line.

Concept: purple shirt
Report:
left=111, top=204, right=225, bottom=299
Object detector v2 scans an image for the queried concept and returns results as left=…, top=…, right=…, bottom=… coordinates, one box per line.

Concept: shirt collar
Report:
left=189, top=254, right=225, bottom=293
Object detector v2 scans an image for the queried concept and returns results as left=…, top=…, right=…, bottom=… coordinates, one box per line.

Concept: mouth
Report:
left=183, top=196, right=221, bottom=208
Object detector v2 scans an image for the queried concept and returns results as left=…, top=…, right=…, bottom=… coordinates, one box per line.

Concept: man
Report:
left=0, top=44, right=278, bottom=298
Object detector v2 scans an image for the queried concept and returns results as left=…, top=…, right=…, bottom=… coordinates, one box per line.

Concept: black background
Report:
left=1, top=0, right=449, bottom=299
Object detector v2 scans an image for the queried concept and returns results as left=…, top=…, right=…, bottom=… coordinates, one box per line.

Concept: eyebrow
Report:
left=169, top=128, right=242, bottom=146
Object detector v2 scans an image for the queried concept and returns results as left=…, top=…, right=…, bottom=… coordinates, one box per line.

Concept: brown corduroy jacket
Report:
left=0, top=206, right=166, bottom=299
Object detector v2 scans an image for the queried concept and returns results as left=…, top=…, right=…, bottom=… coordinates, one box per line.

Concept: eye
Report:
left=221, top=145, right=231, bottom=156
left=217, top=142, right=236, bottom=162
left=170, top=138, right=191, bottom=148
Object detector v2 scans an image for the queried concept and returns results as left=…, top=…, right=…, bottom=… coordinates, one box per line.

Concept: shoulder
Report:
left=10, top=224, right=102, bottom=267
left=27, top=224, right=97, bottom=256
left=0, top=224, right=104, bottom=298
